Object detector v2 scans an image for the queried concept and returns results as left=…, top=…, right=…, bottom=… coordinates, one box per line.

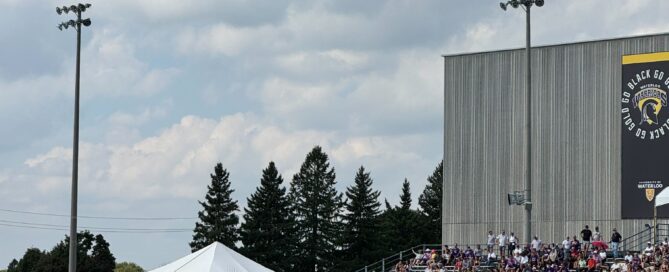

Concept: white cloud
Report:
left=81, top=28, right=180, bottom=97
left=20, top=111, right=439, bottom=204
left=176, top=24, right=284, bottom=57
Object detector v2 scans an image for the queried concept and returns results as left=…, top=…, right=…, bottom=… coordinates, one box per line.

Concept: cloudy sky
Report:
left=0, top=0, right=667, bottom=269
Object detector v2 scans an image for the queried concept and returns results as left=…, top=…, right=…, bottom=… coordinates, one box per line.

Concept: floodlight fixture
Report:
left=507, top=191, right=526, bottom=206
left=535, top=0, right=544, bottom=7
left=81, top=18, right=91, bottom=27
left=57, top=7, right=62, bottom=14
left=500, top=2, right=507, bottom=11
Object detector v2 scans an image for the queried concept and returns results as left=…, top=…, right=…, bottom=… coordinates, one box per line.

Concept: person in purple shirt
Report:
left=464, top=246, right=474, bottom=259
left=506, top=256, right=518, bottom=271
left=632, top=254, right=642, bottom=272
left=451, top=244, right=461, bottom=259
left=529, top=250, right=540, bottom=267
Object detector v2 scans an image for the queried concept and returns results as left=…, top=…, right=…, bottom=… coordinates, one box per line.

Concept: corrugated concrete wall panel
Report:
left=443, top=34, right=669, bottom=246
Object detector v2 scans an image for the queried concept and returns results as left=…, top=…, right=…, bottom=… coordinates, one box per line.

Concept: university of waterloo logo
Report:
left=638, top=181, right=663, bottom=202
left=622, top=69, right=669, bottom=140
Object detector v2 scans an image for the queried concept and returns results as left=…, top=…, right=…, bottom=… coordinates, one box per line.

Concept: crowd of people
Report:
left=391, top=225, right=658, bottom=272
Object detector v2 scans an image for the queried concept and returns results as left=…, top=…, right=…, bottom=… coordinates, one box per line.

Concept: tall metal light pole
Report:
left=500, top=0, right=544, bottom=246
left=57, top=4, right=92, bottom=272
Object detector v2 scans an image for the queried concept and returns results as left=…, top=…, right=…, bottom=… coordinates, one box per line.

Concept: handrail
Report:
left=354, top=243, right=505, bottom=272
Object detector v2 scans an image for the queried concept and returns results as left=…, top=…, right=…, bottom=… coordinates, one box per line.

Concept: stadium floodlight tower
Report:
left=57, top=3, right=92, bottom=272
left=500, top=0, right=544, bottom=247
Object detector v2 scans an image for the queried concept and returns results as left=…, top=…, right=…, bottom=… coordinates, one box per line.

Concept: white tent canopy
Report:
left=149, top=242, right=274, bottom=272
left=657, top=187, right=669, bottom=207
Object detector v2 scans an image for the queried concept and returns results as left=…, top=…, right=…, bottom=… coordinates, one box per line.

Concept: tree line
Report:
left=190, top=145, right=443, bottom=272
left=3, top=230, right=143, bottom=272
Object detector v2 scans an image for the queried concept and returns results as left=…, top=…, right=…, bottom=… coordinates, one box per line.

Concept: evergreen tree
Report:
left=340, top=166, right=382, bottom=271
left=380, top=179, right=425, bottom=252
left=400, top=178, right=412, bottom=210
left=190, top=163, right=240, bottom=252
left=419, top=161, right=443, bottom=243
left=240, top=162, right=296, bottom=272
left=289, top=146, right=344, bottom=272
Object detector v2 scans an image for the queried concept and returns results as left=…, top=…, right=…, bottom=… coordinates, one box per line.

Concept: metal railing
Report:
left=621, top=225, right=653, bottom=252
left=619, top=223, right=669, bottom=252
left=353, top=244, right=442, bottom=272
left=353, top=244, right=498, bottom=272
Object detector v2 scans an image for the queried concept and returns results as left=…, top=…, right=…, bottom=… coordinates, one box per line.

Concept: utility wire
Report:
left=0, top=208, right=197, bottom=221
left=0, top=221, right=191, bottom=233
left=0, top=219, right=191, bottom=232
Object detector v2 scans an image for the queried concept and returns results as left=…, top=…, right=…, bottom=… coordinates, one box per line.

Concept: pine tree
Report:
left=190, top=163, right=240, bottom=252
left=400, top=178, right=412, bottom=210
left=340, top=166, right=382, bottom=271
left=380, top=179, right=425, bottom=252
left=419, top=161, right=443, bottom=243
left=240, top=162, right=296, bottom=272
left=289, top=146, right=344, bottom=272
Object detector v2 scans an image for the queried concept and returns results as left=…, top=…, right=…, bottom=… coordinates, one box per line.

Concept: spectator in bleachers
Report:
left=611, top=228, right=623, bottom=258
left=451, top=244, right=461, bottom=263
left=531, top=236, right=542, bottom=251
left=442, top=246, right=451, bottom=265
left=624, top=252, right=633, bottom=263
left=394, top=260, right=407, bottom=272
left=485, top=248, right=497, bottom=266
left=464, top=246, right=474, bottom=259
left=488, top=230, right=496, bottom=252
left=593, top=226, right=602, bottom=242
left=509, top=232, right=518, bottom=257
left=571, top=235, right=581, bottom=255
left=474, top=245, right=482, bottom=260
left=581, top=225, right=592, bottom=252
left=498, top=231, right=508, bottom=258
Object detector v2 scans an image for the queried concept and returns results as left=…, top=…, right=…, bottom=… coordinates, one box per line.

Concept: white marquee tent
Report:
left=149, top=242, right=275, bottom=272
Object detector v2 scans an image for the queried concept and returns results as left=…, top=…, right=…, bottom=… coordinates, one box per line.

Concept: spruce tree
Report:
left=380, top=179, right=424, bottom=252
left=240, top=162, right=296, bottom=272
left=190, top=163, right=240, bottom=252
left=340, top=166, right=382, bottom=271
left=289, top=146, right=343, bottom=272
left=419, top=161, right=443, bottom=243
left=400, top=178, right=412, bottom=210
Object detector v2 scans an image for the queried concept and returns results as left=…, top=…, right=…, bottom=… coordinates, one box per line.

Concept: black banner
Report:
left=622, top=52, right=669, bottom=219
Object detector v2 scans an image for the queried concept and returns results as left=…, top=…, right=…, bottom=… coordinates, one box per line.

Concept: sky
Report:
left=1, top=0, right=668, bottom=269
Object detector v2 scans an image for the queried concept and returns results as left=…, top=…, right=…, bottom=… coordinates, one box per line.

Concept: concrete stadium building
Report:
left=442, top=33, right=669, bottom=249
